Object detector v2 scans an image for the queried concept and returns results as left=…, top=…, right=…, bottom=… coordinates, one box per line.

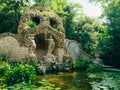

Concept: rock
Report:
left=0, top=36, right=28, bottom=61
left=18, top=3, right=65, bottom=48
left=17, top=3, right=66, bottom=63
left=65, top=40, right=93, bottom=61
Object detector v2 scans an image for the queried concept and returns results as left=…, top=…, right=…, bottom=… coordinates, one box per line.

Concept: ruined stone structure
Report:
left=18, top=3, right=65, bottom=63
left=0, top=3, right=93, bottom=64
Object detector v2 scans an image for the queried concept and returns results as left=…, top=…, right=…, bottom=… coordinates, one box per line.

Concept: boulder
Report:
left=64, top=40, right=93, bottom=61
left=0, top=35, right=28, bottom=61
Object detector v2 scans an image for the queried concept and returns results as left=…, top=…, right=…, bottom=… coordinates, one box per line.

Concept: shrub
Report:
left=0, top=62, right=10, bottom=74
left=4, top=64, right=35, bottom=86
left=87, top=63, right=103, bottom=73
left=75, top=60, right=93, bottom=70
left=46, top=66, right=53, bottom=72
left=28, top=21, right=36, bottom=28
left=25, top=58, right=37, bottom=68
left=0, top=53, right=10, bottom=62
left=63, top=56, right=74, bottom=70
left=56, top=64, right=64, bottom=72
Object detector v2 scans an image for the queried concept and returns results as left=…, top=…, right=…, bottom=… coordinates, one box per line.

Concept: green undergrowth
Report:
left=0, top=53, right=104, bottom=89
left=75, top=60, right=103, bottom=73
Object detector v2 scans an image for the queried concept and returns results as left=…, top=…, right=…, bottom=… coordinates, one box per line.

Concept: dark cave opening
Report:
left=32, top=17, right=40, bottom=25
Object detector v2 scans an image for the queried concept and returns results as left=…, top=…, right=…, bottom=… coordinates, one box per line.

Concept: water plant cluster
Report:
left=88, top=72, right=120, bottom=90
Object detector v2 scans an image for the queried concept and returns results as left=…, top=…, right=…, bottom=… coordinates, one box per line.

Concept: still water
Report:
left=1, top=71, right=120, bottom=90
left=35, top=71, right=92, bottom=90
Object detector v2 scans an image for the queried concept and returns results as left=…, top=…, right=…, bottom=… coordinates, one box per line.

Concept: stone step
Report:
left=104, top=68, right=120, bottom=72
left=103, top=65, right=114, bottom=68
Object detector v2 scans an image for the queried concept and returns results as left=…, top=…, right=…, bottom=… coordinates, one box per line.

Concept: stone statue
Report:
left=28, top=35, right=36, bottom=54
left=47, top=36, right=55, bottom=53
left=43, top=53, right=57, bottom=71
left=63, top=39, right=69, bottom=54
left=27, top=34, right=37, bottom=62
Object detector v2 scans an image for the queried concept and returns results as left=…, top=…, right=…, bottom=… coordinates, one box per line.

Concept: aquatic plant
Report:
left=89, top=72, right=120, bottom=90
left=5, top=81, right=61, bottom=90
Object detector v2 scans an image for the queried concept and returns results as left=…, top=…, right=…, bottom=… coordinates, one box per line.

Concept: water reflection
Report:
left=35, top=71, right=92, bottom=90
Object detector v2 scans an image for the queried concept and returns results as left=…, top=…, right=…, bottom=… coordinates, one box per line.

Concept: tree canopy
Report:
left=90, top=0, right=120, bottom=67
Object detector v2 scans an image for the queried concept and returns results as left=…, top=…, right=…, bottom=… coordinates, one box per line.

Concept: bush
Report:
left=0, top=62, right=10, bottom=74
left=46, top=66, right=53, bottom=72
left=28, top=21, right=36, bottom=28
left=75, top=60, right=93, bottom=70
left=25, top=58, right=37, bottom=68
left=0, top=53, right=10, bottom=62
left=4, top=64, right=35, bottom=86
left=87, top=63, right=103, bottom=73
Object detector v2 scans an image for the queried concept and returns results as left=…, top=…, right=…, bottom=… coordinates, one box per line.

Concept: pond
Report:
left=0, top=71, right=120, bottom=90
left=35, top=71, right=92, bottom=90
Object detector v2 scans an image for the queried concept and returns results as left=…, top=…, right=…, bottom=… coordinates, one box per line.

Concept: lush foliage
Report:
left=4, top=81, right=61, bottom=90
left=88, top=72, right=120, bottom=90
left=86, top=63, right=103, bottom=72
left=0, top=0, right=29, bottom=34
left=0, top=0, right=119, bottom=68
left=75, top=60, right=93, bottom=70
left=34, top=0, right=67, bottom=14
left=90, top=0, right=120, bottom=67
left=61, top=3, right=106, bottom=55
left=0, top=62, right=10, bottom=74
left=75, top=60, right=103, bottom=72
left=4, top=64, right=35, bottom=86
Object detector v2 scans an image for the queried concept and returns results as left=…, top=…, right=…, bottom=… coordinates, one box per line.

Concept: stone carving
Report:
left=16, top=3, right=93, bottom=63
left=63, top=39, right=69, bottom=54
left=37, top=61, right=46, bottom=75
left=28, top=34, right=36, bottom=54
left=43, top=53, right=57, bottom=71
left=18, top=3, right=65, bottom=48
left=43, top=53, right=57, bottom=65
left=46, top=36, right=55, bottom=53
left=17, top=3, right=65, bottom=62
left=27, top=34, right=37, bottom=61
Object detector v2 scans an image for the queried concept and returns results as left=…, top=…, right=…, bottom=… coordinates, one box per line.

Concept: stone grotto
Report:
left=0, top=3, right=93, bottom=65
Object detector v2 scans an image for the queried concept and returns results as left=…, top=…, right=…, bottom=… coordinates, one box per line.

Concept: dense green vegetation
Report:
left=89, top=0, right=120, bottom=67
left=0, top=54, right=103, bottom=89
left=0, top=1, right=120, bottom=89
left=0, top=0, right=119, bottom=67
